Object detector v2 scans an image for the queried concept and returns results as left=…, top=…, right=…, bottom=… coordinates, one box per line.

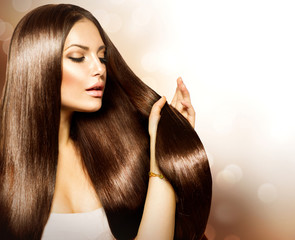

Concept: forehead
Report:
left=64, top=19, right=103, bottom=48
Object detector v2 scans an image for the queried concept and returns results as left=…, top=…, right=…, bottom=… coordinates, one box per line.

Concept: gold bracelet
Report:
left=149, top=171, right=165, bottom=180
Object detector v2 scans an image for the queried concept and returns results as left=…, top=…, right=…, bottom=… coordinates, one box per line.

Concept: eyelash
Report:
left=99, top=57, right=107, bottom=64
left=68, top=56, right=107, bottom=64
left=69, top=57, right=85, bottom=63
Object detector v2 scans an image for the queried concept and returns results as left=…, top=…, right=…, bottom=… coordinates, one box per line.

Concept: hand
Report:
left=148, top=96, right=166, bottom=138
left=148, top=96, right=166, bottom=173
left=171, top=77, right=195, bottom=128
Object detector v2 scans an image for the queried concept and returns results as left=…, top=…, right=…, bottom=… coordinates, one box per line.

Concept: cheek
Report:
left=62, top=64, right=80, bottom=86
left=60, top=65, right=85, bottom=103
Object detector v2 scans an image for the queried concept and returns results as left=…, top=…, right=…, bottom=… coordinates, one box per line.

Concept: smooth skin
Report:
left=52, top=18, right=195, bottom=239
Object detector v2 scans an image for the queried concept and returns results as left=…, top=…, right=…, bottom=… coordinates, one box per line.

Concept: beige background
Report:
left=1, top=0, right=295, bottom=240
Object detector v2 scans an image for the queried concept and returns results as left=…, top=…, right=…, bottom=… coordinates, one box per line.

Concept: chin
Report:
left=75, top=102, right=102, bottom=113
left=84, top=105, right=102, bottom=113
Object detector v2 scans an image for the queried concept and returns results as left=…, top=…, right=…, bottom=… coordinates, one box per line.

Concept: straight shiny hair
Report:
left=0, top=4, right=212, bottom=240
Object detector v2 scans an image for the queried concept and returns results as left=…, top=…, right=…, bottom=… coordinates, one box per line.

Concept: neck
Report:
left=59, top=109, right=73, bottom=148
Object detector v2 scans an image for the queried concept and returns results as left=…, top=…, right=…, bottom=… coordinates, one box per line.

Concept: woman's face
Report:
left=61, top=18, right=107, bottom=113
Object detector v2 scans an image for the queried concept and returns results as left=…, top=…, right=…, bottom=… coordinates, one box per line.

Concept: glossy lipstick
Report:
left=85, top=82, right=104, bottom=98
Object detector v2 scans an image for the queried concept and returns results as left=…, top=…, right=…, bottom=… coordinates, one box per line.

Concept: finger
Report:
left=178, top=81, right=192, bottom=109
left=177, top=76, right=183, bottom=86
left=172, top=77, right=185, bottom=111
left=179, top=79, right=191, bottom=103
left=149, top=96, right=167, bottom=136
left=177, top=79, right=195, bottom=127
left=171, top=77, right=182, bottom=107
left=150, top=96, right=166, bottom=117
left=170, top=78, right=195, bottom=127
left=180, top=100, right=190, bottom=108
left=182, top=101, right=195, bottom=128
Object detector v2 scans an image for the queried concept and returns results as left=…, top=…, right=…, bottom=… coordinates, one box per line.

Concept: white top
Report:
left=42, top=208, right=114, bottom=240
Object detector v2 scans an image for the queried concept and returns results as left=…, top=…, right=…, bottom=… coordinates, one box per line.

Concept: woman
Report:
left=0, top=4, right=212, bottom=240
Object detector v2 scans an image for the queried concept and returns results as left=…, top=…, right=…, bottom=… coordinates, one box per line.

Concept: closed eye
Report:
left=99, top=57, right=107, bottom=64
left=68, top=56, right=85, bottom=63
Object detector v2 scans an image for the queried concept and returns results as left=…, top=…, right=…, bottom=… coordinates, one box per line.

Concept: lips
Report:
left=85, top=82, right=104, bottom=98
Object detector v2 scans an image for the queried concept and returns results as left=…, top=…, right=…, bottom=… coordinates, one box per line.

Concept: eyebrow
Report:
left=65, top=44, right=106, bottom=51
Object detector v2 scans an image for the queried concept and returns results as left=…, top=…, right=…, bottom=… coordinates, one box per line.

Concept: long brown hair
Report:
left=0, top=4, right=212, bottom=240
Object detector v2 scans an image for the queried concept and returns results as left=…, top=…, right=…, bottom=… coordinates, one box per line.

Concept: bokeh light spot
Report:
left=225, top=164, right=243, bottom=182
left=216, top=169, right=236, bottom=188
left=12, top=0, right=32, bottom=12
left=0, top=19, right=6, bottom=37
left=257, top=183, right=277, bottom=203
left=93, top=9, right=110, bottom=30
left=216, top=164, right=243, bottom=188
left=0, top=22, right=13, bottom=41
left=94, top=10, right=122, bottom=33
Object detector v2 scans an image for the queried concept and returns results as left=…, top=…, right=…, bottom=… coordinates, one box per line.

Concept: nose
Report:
left=91, top=55, right=106, bottom=77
